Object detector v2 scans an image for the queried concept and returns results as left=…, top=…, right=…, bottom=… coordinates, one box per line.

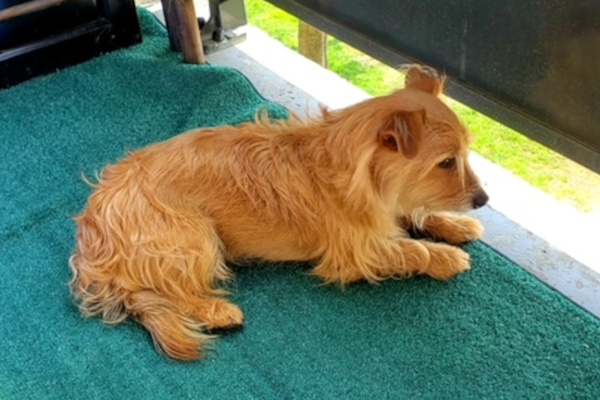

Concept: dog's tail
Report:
left=70, top=254, right=212, bottom=360
left=124, top=291, right=213, bottom=360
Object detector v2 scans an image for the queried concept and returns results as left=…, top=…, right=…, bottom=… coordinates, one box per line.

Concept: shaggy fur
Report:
left=70, top=65, right=488, bottom=360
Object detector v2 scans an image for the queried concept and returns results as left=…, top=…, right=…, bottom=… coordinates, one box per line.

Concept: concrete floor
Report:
left=148, top=4, right=600, bottom=319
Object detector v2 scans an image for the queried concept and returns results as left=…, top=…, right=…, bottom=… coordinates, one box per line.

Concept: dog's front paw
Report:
left=424, top=242, right=471, bottom=280
left=445, top=215, right=484, bottom=244
left=424, top=214, right=484, bottom=245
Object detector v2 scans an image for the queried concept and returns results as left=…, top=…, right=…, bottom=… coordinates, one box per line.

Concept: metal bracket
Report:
left=199, top=0, right=247, bottom=54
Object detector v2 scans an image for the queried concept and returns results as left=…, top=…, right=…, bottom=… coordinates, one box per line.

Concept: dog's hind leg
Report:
left=156, top=220, right=245, bottom=332
left=72, top=196, right=242, bottom=359
left=169, top=296, right=244, bottom=332
left=117, top=224, right=244, bottom=359
left=124, top=290, right=213, bottom=360
left=125, top=212, right=245, bottom=337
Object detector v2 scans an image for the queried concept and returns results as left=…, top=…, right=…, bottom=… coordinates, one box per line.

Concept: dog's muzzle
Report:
left=472, top=190, right=489, bottom=209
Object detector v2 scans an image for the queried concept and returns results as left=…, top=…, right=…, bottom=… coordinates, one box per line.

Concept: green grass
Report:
left=245, top=0, right=600, bottom=213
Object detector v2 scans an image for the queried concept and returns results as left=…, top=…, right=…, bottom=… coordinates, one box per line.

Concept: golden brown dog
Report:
left=69, top=65, right=488, bottom=360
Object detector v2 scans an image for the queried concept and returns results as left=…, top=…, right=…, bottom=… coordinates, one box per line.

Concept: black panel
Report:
left=265, top=0, right=600, bottom=174
left=0, top=0, right=98, bottom=48
left=0, top=0, right=141, bottom=88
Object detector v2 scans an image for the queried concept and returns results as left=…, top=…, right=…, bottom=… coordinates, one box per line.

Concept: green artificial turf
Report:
left=0, top=9, right=599, bottom=400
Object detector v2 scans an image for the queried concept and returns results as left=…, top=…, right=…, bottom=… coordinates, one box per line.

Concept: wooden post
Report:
left=298, top=21, right=327, bottom=68
left=160, top=0, right=205, bottom=64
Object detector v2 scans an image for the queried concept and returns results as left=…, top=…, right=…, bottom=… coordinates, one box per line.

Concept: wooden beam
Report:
left=298, top=21, right=327, bottom=68
left=160, top=0, right=205, bottom=64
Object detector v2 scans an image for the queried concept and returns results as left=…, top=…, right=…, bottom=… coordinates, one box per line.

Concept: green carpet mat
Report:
left=1, top=9, right=599, bottom=400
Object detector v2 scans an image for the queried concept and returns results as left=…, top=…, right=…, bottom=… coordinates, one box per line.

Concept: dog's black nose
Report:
left=472, top=190, right=489, bottom=209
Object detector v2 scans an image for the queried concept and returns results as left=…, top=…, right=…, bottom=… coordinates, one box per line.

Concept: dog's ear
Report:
left=378, top=109, right=426, bottom=158
left=404, top=65, right=445, bottom=97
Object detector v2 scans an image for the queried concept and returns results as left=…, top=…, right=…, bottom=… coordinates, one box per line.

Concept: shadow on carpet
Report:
left=0, top=8, right=599, bottom=400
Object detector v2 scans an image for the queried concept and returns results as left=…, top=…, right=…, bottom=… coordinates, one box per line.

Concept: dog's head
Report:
left=335, top=65, right=488, bottom=215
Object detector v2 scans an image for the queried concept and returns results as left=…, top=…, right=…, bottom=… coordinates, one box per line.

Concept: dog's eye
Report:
left=438, top=157, right=456, bottom=169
